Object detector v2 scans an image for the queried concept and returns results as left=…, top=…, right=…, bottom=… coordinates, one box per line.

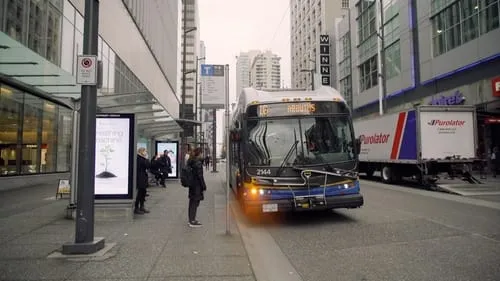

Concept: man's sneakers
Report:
left=134, top=208, right=150, bottom=215
left=188, top=220, right=202, bottom=228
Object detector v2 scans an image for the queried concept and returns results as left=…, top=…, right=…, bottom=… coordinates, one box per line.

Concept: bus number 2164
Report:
left=256, top=169, right=271, bottom=176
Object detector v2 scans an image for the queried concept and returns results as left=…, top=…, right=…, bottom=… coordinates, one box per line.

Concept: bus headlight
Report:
left=343, top=181, right=357, bottom=189
left=259, top=189, right=264, bottom=195
left=250, top=188, right=258, bottom=195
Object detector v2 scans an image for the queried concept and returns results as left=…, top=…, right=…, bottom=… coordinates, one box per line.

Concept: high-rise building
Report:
left=0, top=0, right=180, bottom=188
left=336, top=0, right=500, bottom=153
left=290, top=0, right=348, bottom=90
left=179, top=0, right=200, bottom=136
left=236, top=50, right=261, bottom=96
left=249, top=50, right=282, bottom=89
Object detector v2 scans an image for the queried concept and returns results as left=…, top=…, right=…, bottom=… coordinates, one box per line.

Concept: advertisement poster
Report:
left=95, top=115, right=133, bottom=198
left=156, top=141, right=179, bottom=178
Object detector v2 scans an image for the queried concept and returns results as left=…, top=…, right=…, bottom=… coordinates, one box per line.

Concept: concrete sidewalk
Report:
left=0, top=168, right=256, bottom=281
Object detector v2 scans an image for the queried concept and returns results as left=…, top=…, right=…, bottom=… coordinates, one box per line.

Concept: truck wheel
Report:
left=381, top=166, right=393, bottom=184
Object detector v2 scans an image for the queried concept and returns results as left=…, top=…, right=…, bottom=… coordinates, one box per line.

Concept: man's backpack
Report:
left=180, top=165, right=193, bottom=187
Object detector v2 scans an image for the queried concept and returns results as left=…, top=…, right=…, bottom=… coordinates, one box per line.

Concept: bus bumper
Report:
left=244, top=193, right=364, bottom=213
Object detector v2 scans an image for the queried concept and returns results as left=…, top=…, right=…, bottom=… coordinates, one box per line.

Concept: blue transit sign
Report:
left=200, top=64, right=225, bottom=109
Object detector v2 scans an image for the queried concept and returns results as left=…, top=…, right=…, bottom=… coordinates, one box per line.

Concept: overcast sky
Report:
left=198, top=0, right=291, bottom=154
left=198, top=0, right=291, bottom=105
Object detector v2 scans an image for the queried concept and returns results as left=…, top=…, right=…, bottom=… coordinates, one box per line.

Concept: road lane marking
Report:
left=229, top=197, right=304, bottom=281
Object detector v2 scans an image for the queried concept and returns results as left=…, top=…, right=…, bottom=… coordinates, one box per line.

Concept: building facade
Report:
left=290, top=0, right=348, bottom=90
left=179, top=0, right=200, bottom=137
left=249, top=50, right=282, bottom=89
left=236, top=50, right=261, bottom=96
left=0, top=0, right=180, bottom=186
left=336, top=0, right=500, bottom=152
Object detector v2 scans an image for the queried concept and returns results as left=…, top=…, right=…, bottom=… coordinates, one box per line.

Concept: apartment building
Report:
left=249, top=50, right=282, bottom=89
left=290, top=0, right=348, bottom=90
left=236, top=50, right=261, bottom=96
left=336, top=0, right=500, bottom=153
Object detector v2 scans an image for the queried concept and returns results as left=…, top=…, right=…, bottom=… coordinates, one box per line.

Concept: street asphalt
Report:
left=234, top=177, right=500, bottom=281
left=1, top=165, right=499, bottom=281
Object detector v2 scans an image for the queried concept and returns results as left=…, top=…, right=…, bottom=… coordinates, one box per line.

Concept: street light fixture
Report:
left=194, top=56, right=205, bottom=143
left=366, top=0, right=387, bottom=115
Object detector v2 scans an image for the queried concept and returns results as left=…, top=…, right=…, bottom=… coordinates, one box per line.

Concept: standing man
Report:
left=158, top=150, right=172, bottom=187
left=135, top=148, right=150, bottom=214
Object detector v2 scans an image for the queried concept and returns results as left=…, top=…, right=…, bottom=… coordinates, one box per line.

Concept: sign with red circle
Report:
left=81, top=58, right=93, bottom=68
left=76, top=55, right=97, bottom=85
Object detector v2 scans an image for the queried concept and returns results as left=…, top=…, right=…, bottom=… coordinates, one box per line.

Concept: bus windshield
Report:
left=246, top=115, right=356, bottom=167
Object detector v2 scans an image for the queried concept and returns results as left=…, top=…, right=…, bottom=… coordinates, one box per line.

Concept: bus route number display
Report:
left=258, top=102, right=317, bottom=117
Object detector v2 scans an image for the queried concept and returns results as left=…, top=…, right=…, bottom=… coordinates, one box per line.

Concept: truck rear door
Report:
left=418, top=106, right=476, bottom=161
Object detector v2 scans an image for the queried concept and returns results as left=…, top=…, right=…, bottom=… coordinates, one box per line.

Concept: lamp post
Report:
left=342, top=6, right=354, bottom=111
left=194, top=56, right=205, bottom=144
left=368, top=0, right=387, bottom=115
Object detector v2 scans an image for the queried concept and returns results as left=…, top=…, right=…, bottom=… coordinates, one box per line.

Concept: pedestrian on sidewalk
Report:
left=187, top=147, right=207, bottom=227
left=158, top=150, right=172, bottom=188
left=135, top=147, right=151, bottom=214
left=492, top=146, right=499, bottom=178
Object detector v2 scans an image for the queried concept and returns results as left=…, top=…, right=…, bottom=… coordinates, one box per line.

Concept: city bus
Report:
left=228, top=87, right=364, bottom=215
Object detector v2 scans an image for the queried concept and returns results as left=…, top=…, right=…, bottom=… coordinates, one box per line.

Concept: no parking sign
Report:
left=76, top=55, right=98, bottom=85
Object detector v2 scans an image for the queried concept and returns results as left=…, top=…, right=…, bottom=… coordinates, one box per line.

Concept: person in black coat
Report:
left=150, top=154, right=162, bottom=185
left=158, top=150, right=172, bottom=187
left=187, top=147, right=207, bottom=227
left=135, top=148, right=151, bottom=214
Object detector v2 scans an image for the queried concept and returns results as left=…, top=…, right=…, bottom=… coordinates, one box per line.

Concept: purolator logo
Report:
left=427, top=119, right=466, bottom=126
left=359, top=133, right=390, bottom=144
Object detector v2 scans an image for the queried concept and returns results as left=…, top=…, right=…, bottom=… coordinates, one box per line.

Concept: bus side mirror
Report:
left=355, top=138, right=361, bottom=155
left=235, top=120, right=241, bottom=129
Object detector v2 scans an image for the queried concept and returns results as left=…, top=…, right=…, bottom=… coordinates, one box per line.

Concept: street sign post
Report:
left=76, top=55, right=98, bottom=85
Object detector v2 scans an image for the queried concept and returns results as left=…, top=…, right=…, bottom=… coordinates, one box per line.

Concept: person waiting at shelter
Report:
left=135, top=147, right=151, bottom=215
left=186, top=147, right=207, bottom=227
left=158, top=150, right=172, bottom=187
left=150, top=154, right=162, bottom=185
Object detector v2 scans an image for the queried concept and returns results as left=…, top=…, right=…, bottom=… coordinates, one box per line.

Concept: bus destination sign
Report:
left=258, top=102, right=316, bottom=117
left=249, top=101, right=347, bottom=118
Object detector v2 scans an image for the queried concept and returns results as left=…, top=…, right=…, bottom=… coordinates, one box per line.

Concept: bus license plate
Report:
left=262, top=203, right=278, bottom=213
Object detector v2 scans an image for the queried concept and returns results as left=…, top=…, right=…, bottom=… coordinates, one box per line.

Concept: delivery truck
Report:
left=353, top=105, right=478, bottom=185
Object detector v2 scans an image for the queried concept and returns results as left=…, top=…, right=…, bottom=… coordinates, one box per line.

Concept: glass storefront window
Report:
left=22, top=95, right=42, bottom=174
left=56, top=107, right=72, bottom=172
left=0, top=85, right=22, bottom=176
left=0, top=84, right=72, bottom=176
left=41, top=101, right=57, bottom=173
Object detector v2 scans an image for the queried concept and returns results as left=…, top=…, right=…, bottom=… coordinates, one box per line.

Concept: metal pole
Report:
left=377, top=0, right=387, bottom=115
left=224, top=64, right=231, bottom=235
left=180, top=0, right=188, bottom=161
left=63, top=0, right=104, bottom=255
left=69, top=108, right=79, bottom=207
left=211, top=108, right=217, bottom=173
left=345, top=7, right=354, bottom=111
left=194, top=56, right=199, bottom=144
